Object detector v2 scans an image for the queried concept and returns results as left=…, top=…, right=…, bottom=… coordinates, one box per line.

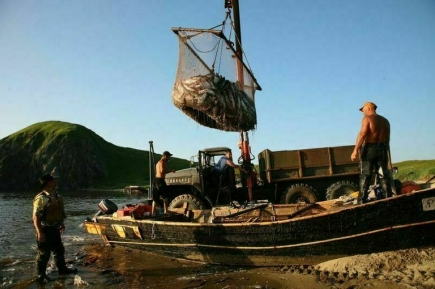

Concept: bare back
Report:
left=155, top=159, right=167, bottom=178
left=351, top=105, right=391, bottom=161
left=363, top=114, right=390, bottom=144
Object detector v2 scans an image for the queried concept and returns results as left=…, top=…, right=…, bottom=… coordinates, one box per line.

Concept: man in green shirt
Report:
left=33, top=174, right=77, bottom=284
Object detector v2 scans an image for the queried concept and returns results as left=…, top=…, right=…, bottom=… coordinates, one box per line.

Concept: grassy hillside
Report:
left=0, top=121, right=190, bottom=190
left=1, top=121, right=433, bottom=190
left=392, top=160, right=435, bottom=183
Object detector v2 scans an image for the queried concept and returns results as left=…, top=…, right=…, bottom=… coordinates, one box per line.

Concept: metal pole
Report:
left=228, top=0, right=254, bottom=202
left=232, top=0, right=245, bottom=90
left=148, top=141, right=155, bottom=201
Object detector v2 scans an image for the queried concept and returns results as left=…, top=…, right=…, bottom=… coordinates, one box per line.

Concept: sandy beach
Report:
left=79, top=244, right=435, bottom=289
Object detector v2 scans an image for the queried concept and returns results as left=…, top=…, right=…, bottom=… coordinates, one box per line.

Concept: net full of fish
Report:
left=172, top=73, right=257, bottom=132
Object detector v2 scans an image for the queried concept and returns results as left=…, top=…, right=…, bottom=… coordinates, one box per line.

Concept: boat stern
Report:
left=83, top=221, right=110, bottom=245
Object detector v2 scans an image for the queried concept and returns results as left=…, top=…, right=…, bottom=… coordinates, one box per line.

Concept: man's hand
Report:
left=60, top=224, right=65, bottom=234
left=37, top=232, right=46, bottom=243
left=351, top=150, right=358, bottom=161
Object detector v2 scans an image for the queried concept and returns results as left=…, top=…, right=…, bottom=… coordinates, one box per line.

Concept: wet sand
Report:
left=78, top=244, right=431, bottom=289
left=80, top=244, right=329, bottom=289
left=6, top=244, right=433, bottom=288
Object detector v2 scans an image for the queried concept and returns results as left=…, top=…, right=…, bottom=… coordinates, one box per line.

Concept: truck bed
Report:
left=258, top=145, right=359, bottom=183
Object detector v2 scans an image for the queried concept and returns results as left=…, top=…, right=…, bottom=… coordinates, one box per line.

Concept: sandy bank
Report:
left=80, top=245, right=435, bottom=289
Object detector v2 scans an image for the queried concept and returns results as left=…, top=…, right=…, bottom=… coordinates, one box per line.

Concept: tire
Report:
left=168, top=194, right=205, bottom=210
left=280, top=184, right=317, bottom=204
left=325, top=181, right=358, bottom=200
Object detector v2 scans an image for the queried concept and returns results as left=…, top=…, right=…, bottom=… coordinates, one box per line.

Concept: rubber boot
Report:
left=358, top=175, right=371, bottom=204
left=36, top=263, right=51, bottom=284
left=379, top=177, right=392, bottom=198
left=56, top=256, right=77, bottom=275
left=36, top=274, right=52, bottom=284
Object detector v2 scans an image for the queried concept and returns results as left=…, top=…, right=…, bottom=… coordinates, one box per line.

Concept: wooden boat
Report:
left=83, top=187, right=435, bottom=266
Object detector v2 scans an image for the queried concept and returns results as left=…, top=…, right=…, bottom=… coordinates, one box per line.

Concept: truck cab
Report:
left=165, top=147, right=239, bottom=209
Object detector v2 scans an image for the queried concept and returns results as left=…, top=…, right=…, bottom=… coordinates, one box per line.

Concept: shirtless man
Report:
left=351, top=102, right=393, bottom=204
left=152, top=151, right=176, bottom=216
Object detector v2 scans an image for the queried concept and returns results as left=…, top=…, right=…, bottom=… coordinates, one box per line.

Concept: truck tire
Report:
left=326, top=181, right=358, bottom=200
left=281, top=184, right=317, bottom=204
left=168, top=194, right=205, bottom=210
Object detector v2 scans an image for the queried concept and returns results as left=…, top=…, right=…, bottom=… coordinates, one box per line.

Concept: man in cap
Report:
left=351, top=102, right=393, bottom=204
left=33, top=174, right=77, bottom=283
left=152, top=151, right=176, bottom=216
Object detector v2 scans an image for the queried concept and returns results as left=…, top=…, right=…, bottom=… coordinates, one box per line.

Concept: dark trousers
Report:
left=153, top=178, right=168, bottom=203
left=36, top=226, right=67, bottom=275
left=358, top=143, right=393, bottom=203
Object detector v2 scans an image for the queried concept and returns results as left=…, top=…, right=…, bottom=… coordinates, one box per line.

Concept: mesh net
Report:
left=172, top=28, right=260, bottom=132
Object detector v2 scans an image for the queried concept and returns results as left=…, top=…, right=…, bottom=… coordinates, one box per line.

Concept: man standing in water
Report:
left=351, top=102, right=393, bottom=204
left=152, top=151, right=176, bottom=216
left=33, top=174, right=77, bottom=284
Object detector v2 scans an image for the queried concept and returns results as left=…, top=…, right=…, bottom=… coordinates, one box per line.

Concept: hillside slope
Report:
left=0, top=121, right=433, bottom=191
left=0, top=121, right=189, bottom=190
left=393, top=159, right=435, bottom=184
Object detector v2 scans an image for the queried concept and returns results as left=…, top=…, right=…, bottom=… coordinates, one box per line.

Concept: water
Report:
left=0, top=191, right=339, bottom=288
left=0, top=190, right=146, bottom=288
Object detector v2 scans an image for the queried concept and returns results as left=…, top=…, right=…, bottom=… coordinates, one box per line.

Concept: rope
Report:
left=226, top=9, right=256, bottom=78
left=271, top=205, right=277, bottom=222
left=188, top=36, right=220, bottom=54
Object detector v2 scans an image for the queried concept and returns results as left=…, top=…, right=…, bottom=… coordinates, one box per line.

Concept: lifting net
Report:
left=172, top=27, right=261, bottom=132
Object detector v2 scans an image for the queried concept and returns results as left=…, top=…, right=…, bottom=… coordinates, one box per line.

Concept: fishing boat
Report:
left=84, top=0, right=435, bottom=266
left=83, top=187, right=435, bottom=266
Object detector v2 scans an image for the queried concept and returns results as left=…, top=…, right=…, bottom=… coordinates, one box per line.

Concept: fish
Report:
left=172, top=73, right=257, bottom=132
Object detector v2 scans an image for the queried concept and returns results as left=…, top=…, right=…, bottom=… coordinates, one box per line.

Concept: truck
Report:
left=150, top=140, right=360, bottom=210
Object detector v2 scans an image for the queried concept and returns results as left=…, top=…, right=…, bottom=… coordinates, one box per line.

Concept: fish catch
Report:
left=172, top=73, right=257, bottom=131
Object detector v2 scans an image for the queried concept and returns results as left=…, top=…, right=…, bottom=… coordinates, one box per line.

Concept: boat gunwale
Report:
left=93, top=188, right=435, bottom=227
left=94, top=219, right=435, bottom=250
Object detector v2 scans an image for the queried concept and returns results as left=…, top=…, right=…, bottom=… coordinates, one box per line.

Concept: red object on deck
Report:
left=131, top=204, right=152, bottom=218
left=116, top=204, right=152, bottom=218
left=399, top=181, right=421, bottom=195
left=116, top=208, right=133, bottom=217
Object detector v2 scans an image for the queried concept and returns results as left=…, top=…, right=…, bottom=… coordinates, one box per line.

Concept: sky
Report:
left=1, top=0, right=434, bottom=163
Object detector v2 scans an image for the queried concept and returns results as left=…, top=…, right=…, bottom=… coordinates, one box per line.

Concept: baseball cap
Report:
left=359, top=102, right=377, bottom=111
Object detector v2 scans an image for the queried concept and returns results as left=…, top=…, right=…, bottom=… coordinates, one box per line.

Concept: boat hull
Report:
left=84, top=188, right=435, bottom=266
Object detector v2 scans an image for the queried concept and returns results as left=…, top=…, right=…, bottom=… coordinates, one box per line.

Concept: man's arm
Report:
left=33, top=195, right=47, bottom=242
left=351, top=117, right=369, bottom=161
left=33, top=214, right=45, bottom=242
left=226, top=159, right=239, bottom=169
left=59, top=196, right=66, bottom=233
left=226, top=159, right=247, bottom=172
left=386, top=119, right=391, bottom=145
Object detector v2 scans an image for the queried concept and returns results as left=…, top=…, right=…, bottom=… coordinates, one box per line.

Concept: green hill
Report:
left=392, top=160, right=435, bottom=184
left=0, top=121, right=433, bottom=191
left=0, top=121, right=190, bottom=191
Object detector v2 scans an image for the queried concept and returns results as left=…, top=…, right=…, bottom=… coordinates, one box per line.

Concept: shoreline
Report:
left=3, top=243, right=433, bottom=288
left=79, top=244, right=435, bottom=289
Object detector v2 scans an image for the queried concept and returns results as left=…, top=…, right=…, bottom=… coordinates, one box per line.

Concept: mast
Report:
left=229, top=0, right=244, bottom=89
left=226, top=0, right=255, bottom=202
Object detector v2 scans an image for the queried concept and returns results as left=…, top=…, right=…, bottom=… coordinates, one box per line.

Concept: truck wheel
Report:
left=168, top=194, right=205, bottom=210
left=326, top=181, right=358, bottom=200
left=281, top=184, right=317, bottom=204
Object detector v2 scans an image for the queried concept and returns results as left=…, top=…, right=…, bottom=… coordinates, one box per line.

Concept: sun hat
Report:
left=39, top=174, right=57, bottom=190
